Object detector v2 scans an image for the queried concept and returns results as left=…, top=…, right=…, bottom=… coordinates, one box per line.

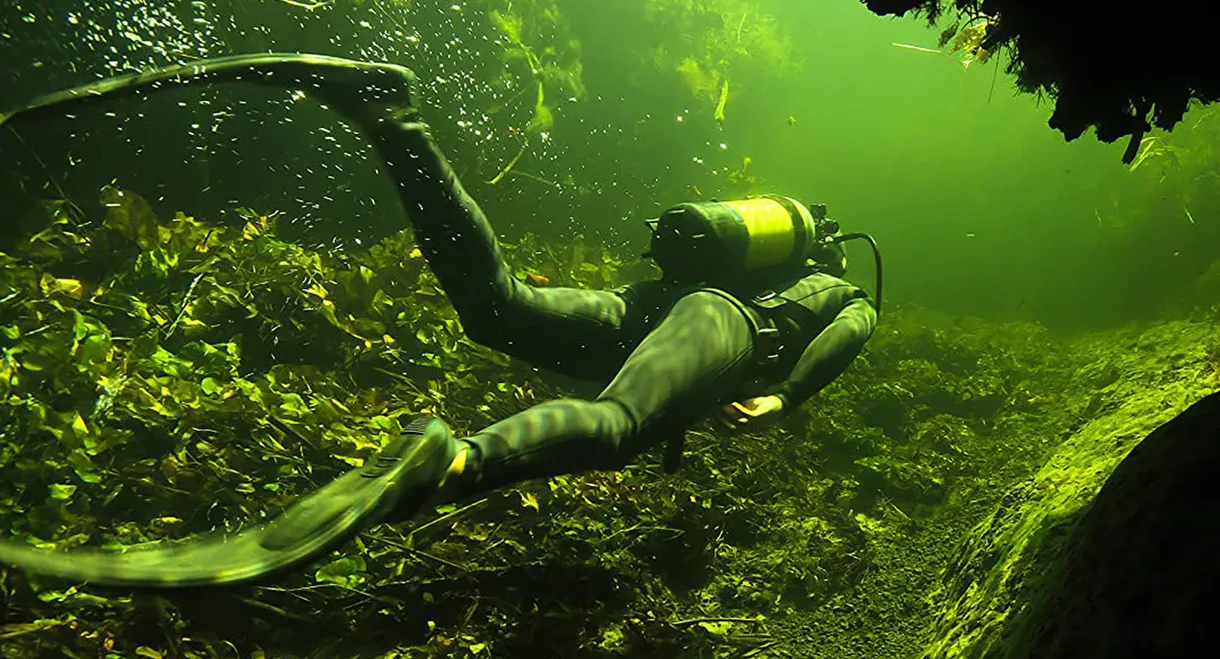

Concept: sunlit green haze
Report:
left=2, top=0, right=1216, bottom=330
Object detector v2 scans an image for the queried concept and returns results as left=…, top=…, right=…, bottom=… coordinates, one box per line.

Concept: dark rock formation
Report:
left=1011, top=389, right=1220, bottom=658
left=858, top=0, right=1220, bottom=162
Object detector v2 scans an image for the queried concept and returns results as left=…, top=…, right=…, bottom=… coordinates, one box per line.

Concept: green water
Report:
left=0, top=2, right=1217, bottom=658
left=3, top=0, right=1215, bottom=331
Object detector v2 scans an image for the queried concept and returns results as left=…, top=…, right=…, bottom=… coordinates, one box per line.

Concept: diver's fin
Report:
left=1, top=52, right=416, bottom=128
left=0, top=416, right=457, bottom=588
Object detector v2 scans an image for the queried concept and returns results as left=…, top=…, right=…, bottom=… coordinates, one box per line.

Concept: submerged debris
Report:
left=867, top=0, right=1220, bottom=161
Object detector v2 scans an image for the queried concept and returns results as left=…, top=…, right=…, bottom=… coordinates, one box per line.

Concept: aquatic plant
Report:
left=1092, top=106, right=1219, bottom=279
left=935, top=13, right=995, bottom=69
left=1125, top=108, right=1220, bottom=208
left=643, top=0, right=796, bottom=123
left=477, top=0, right=585, bottom=184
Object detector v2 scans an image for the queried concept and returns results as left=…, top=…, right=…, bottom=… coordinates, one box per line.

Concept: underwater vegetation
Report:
left=479, top=0, right=586, bottom=185
left=1123, top=108, right=1220, bottom=219
left=1, top=184, right=1217, bottom=658
left=642, top=0, right=796, bottom=124
left=2, top=1, right=1220, bottom=658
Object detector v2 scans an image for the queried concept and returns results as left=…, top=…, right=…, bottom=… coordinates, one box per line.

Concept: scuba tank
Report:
left=643, top=195, right=884, bottom=312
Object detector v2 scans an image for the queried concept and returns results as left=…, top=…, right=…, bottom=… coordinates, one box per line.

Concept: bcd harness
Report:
left=647, top=195, right=884, bottom=473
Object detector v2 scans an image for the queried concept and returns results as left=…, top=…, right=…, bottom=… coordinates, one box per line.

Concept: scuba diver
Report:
left=0, top=54, right=880, bottom=588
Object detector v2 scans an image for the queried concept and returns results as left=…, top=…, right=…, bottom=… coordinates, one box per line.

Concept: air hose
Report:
left=832, top=232, right=883, bottom=315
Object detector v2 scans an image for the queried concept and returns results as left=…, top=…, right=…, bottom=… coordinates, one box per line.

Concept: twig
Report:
left=85, top=298, right=139, bottom=318
left=407, top=497, right=489, bottom=538
left=272, top=0, right=335, bottom=10
left=672, top=617, right=763, bottom=628
left=504, top=170, right=561, bottom=189
left=737, top=640, right=781, bottom=658
left=266, top=415, right=317, bottom=450
left=459, top=600, right=479, bottom=629
left=880, top=493, right=911, bottom=521
left=605, top=524, right=683, bottom=541
left=372, top=535, right=468, bottom=571
left=371, top=0, right=412, bottom=37
left=6, top=125, right=85, bottom=222
left=192, top=229, right=215, bottom=254
left=372, top=366, right=425, bottom=395
left=892, top=42, right=942, bottom=54
left=235, top=596, right=317, bottom=625
left=164, top=270, right=207, bottom=338
left=727, top=633, right=774, bottom=643
left=480, top=538, right=507, bottom=556
left=987, top=54, right=1000, bottom=103
left=258, top=451, right=310, bottom=466
left=489, top=141, right=529, bottom=185
left=0, top=620, right=67, bottom=640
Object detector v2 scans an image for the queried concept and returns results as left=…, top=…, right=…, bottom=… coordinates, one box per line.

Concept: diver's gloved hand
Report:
left=0, top=416, right=459, bottom=588
left=720, top=394, right=786, bottom=431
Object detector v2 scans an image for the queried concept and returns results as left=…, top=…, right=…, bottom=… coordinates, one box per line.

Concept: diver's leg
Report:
left=285, top=61, right=643, bottom=378
left=445, top=290, right=757, bottom=494
left=362, top=117, right=636, bottom=379
left=5, top=53, right=636, bottom=380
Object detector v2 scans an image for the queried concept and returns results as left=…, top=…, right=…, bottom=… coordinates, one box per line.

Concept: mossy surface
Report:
left=916, top=320, right=1219, bottom=659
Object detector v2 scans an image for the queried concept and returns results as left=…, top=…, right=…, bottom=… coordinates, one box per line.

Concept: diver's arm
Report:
left=772, top=297, right=877, bottom=410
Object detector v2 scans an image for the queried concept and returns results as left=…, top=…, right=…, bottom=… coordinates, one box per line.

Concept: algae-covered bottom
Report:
left=1, top=185, right=1218, bottom=658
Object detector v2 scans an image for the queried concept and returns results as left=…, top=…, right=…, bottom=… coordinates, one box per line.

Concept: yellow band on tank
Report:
left=722, top=197, right=811, bottom=269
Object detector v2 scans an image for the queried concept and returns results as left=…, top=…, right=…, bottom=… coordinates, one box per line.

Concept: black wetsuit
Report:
left=365, top=118, right=878, bottom=493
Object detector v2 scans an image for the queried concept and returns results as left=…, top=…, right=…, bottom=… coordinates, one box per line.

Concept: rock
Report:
left=1012, top=390, right=1220, bottom=658
left=920, top=362, right=1217, bottom=659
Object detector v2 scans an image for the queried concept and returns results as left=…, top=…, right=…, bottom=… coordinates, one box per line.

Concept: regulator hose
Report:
left=832, top=232, right=883, bottom=315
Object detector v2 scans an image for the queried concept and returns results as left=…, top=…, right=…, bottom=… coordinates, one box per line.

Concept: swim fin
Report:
left=0, top=52, right=417, bottom=130
left=0, top=416, right=458, bottom=588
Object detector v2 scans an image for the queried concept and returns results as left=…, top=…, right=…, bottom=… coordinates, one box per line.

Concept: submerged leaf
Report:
left=528, top=98, right=554, bottom=134
left=315, top=556, right=367, bottom=587
left=100, top=186, right=161, bottom=250
left=519, top=491, right=540, bottom=511
left=67, top=450, right=101, bottom=484
left=48, top=483, right=77, bottom=500
left=714, top=78, right=730, bottom=123
left=40, top=275, right=84, bottom=299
